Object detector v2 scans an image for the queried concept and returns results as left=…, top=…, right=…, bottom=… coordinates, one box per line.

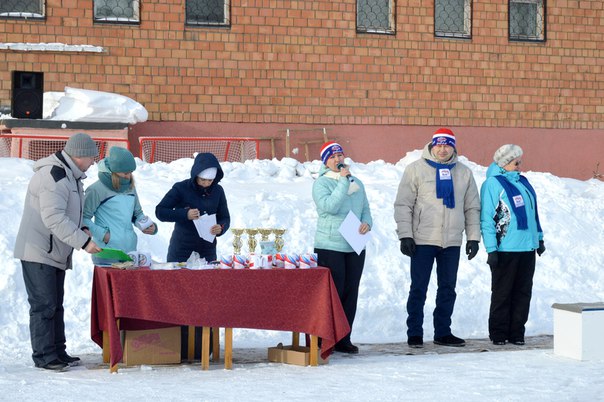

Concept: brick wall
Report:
left=1, top=0, right=602, bottom=128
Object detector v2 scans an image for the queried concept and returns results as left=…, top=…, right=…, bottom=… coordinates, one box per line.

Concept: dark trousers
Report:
left=21, top=261, right=67, bottom=366
left=489, top=251, right=536, bottom=342
left=181, top=326, right=213, bottom=360
left=315, top=248, right=365, bottom=346
left=406, top=245, right=461, bottom=339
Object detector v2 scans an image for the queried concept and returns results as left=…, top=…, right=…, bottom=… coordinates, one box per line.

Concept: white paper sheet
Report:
left=193, top=213, right=217, bottom=243
left=338, top=210, right=372, bottom=255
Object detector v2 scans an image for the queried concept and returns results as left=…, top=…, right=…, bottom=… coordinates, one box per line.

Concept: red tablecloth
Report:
left=91, top=266, right=350, bottom=366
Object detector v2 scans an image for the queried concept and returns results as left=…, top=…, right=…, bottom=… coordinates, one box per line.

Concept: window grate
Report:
left=0, top=0, right=45, bottom=19
left=186, top=0, right=231, bottom=27
left=94, top=0, right=140, bottom=23
left=357, top=0, right=395, bottom=35
left=509, top=0, right=546, bottom=42
left=435, top=0, right=472, bottom=39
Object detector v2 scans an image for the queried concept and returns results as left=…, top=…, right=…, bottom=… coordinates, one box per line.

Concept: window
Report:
left=0, top=0, right=44, bottom=19
left=509, top=0, right=545, bottom=42
left=94, top=0, right=140, bottom=23
left=186, top=0, right=230, bottom=27
left=357, top=0, right=395, bottom=34
left=435, top=0, right=471, bottom=39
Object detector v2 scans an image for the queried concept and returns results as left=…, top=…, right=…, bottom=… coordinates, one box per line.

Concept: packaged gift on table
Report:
left=220, top=255, right=233, bottom=269
left=233, top=254, right=248, bottom=269
left=283, top=253, right=299, bottom=269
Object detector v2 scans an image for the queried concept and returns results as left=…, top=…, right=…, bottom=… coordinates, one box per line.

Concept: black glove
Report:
left=487, top=252, right=498, bottom=269
left=537, top=240, right=546, bottom=256
left=400, top=238, right=416, bottom=257
left=466, top=240, right=479, bottom=260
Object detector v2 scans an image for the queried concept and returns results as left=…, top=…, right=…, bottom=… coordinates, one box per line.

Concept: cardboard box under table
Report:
left=122, top=327, right=181, bottom=366
left=552, top=302, right=604, bottom=361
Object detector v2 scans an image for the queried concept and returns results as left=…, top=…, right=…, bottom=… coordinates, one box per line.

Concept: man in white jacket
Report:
left=14, top=133, right=102, bottom=370
left=394, top=128, right=481, bottom=348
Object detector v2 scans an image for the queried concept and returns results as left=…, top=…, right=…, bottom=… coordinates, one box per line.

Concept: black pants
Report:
left=489, top=251, right=536, bottom=342
left=315, top=248, right=365, bottom=346
left=181, top=326, right=213, bottom=360
left=21, top=261, right=67, bottom=366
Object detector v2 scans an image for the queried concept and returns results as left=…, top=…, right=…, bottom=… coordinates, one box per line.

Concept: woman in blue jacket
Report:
left=84, top=146, right=157, bottom=266
left=156, top=152, right=230, bottom=263
left=480, top=144, right=545, bottom=346
left=313, top=141, right=372, bottom=354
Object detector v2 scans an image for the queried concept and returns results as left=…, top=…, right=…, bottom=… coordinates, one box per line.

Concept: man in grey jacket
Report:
left=394, top=128, right=481, bottom=348
left=14, top=133, right=102, bottom=370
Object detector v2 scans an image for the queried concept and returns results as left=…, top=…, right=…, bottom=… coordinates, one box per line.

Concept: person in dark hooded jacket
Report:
left=156, top=152, right=231, bottom=263
left=155, top=152, right=230, bottom=359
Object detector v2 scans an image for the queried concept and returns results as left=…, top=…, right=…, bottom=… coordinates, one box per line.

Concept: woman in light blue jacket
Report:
left=313, top=141, right=372, bottom=354
left=480, top=144, right=545, bottom=346
left=84, top=147, right=157, bottom=266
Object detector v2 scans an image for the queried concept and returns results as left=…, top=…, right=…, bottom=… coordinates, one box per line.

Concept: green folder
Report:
left=95, top=248, right=133, bottom=262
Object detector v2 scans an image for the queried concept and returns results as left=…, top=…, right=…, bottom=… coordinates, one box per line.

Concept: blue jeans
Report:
left=406, top=245, right=461, bottom=339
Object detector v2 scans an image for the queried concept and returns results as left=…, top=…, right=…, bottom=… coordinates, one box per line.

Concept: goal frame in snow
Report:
left=139, top=136, right=259, bottom=163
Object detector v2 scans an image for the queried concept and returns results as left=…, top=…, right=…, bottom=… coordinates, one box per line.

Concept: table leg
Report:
left=212, top=327, right=220, bottom=362
left=309, top=335, right=318, bottom=366
left=225, top=328, right=233, bottom=370
left=187, top=325, right=195, bottom=362
left=201, top=327, right=210, bottom=370
left=292, top=332, right=300, bottom=348
left=102, top=330, right=110, bottom=364
left=109, top=319, right=120, bottom=373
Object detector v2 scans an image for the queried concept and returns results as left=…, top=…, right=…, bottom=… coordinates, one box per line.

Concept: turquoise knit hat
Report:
left=108, top=146, right=136, bottom=173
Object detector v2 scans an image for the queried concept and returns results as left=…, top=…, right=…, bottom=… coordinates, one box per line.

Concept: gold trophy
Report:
left=245, top=228, right=259, bottom=253
left=272, top=228, right=286, bottom=252
left=258, top=228, right=273, bottom=242
left=231, top=228, right=245, bottom=255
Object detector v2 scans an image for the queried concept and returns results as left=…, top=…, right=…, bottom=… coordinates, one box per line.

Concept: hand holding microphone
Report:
left=337, top=163, right=354, bottom=183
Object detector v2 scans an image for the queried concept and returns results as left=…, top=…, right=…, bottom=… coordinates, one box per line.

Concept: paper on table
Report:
left=95, top=248, right=133, bottom=262
left=193, top=213, right=217, bottom=243
left=338, top=210, right=372, bottom=255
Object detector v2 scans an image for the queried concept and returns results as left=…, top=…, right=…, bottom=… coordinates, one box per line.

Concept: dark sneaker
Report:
left=334, top=343, right=359, bottom=354
left=36, top=359, right=68, bottom=371
left=433, top=334, right=466, bottom=347
left=407, top=336, right=424, bottom=348
left=492, top=340, right=506, bottom=346
left=58, top=354, right=81, bottom=366
left=510, top=339, right=525, bottom=346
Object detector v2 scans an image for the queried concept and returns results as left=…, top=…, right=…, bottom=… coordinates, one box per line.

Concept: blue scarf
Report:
left=99, top=160, right=132, bottom=193
left=425, top=159, right=456, bottom=209
left=494, top=174, right=542, bottom=232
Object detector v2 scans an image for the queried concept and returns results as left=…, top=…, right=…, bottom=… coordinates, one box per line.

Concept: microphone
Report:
left=337, top=163, right=354, bottom=183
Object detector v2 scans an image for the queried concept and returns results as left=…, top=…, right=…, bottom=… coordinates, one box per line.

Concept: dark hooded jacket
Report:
left=155, top=153, right=230, bottom=262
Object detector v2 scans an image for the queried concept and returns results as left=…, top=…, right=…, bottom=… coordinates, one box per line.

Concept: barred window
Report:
left=94, top=0, right=140, bottom=23
left=0, top=0, right=44, bottom=19
left=357, top=0, right=395, bottom=34
left=435, top=0, right=471, bottom=39
left=509, top=0, right=545, bottom=42
left=186, top=0, right=230, bottom=26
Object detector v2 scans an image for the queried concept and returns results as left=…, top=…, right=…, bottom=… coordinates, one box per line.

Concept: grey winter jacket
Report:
left=14, top=151, right=92, bottom=270
left=394, top=144, right=481, bottom=248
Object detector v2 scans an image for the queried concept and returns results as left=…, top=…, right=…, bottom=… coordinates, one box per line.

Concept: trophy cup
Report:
left=231, top=228, right=245, bottom=255
left=272, top=228, right=286, bottom=252
left=258, top=228, right=272, bottom=242
left=245, top=228, right=259, bottom=254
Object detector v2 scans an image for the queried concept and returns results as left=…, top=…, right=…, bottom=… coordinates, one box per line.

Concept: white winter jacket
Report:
left=14, top=151, right=92, bottom=270
left=394, top=144, right=481, bottom=248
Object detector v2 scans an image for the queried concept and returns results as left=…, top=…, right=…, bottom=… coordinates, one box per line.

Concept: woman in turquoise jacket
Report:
left=83, top=147, right=157, bottom=266
left=313, top=141, right=372, bottom=354
left=480, top=144, right=545, bottom=346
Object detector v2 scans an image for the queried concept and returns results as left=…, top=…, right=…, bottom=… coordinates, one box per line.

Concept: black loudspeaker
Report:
left=12, top=71, right=44, bottom=119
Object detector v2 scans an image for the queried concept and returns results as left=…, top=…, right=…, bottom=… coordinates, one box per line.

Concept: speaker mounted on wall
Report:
left=12, top=71, right=44, bottom=119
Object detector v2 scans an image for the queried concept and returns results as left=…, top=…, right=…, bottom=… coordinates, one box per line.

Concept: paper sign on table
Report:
left=193, top=213, right=217, bottom=243
left=338, top=211, right=372, bottom=255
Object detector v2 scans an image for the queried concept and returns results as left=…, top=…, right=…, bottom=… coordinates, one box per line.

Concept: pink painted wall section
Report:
left=129, top=123, right=604, bottom=180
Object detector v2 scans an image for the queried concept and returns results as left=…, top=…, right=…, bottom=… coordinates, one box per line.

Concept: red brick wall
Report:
left=1, top=1, right=603, bottom=178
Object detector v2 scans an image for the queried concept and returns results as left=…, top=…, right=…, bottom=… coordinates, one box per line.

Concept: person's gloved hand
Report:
left=487, top=252, right=498, bottom=269
left=466, top=240, right=479, bottom=260
left=537, top=240, right=546, bottom=256
left=400, top=238, right=416, bottom=257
